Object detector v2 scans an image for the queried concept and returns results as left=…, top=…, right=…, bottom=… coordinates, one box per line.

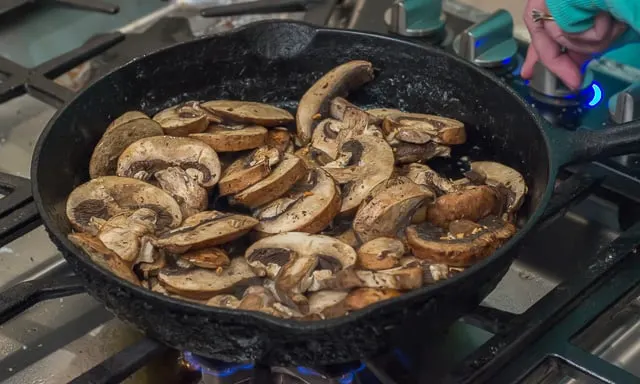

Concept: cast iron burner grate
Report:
left=0, top=0, right=119, bottom=19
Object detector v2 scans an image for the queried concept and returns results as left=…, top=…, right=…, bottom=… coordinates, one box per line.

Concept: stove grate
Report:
left=0, top=0, right=119, bottom=19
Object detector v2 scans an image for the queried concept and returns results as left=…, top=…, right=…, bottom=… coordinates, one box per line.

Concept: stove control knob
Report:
left=384, top=0, right=445, bottom=37
left=529, top=62, right=592, bottom=98
left=452, top=9, right=518, bottom=67
left=609, top=83, right=640, bottom=123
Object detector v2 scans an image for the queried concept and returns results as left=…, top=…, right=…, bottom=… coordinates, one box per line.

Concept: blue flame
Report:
left=183, top=352, right=254, bottom=378
left=296, top=366, right=322, bottom=376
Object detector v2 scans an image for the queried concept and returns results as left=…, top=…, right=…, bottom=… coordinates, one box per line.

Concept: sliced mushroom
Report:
left=406, top=216, right=517, bottom=266
left=116, top=136, right=221, bottom=188
left=357, top=237, right=405, bottom=270
left=189, top=124, right=268, bottom=152
left=310, top=118, right=344, bottom=162
left=296, top=60, right=375, bottom=145
left=266, top=128, right=293, bottom=154
left=400, top=163, right=458, bottom=195
left=426, top=185, right=500, bottom=228
left=236, top=286, right=291, bottom=317
left=353, top=177, right=434, bottom=243
left=393, top=142, right=451, bottom=165
left=134, top=240, right=167, bottom=280
left=155, top=167, right=208, bottom=218
left=368, top=109, right=466, bottom=145
left=153, top=211, right=258, bottom=254
left=153, top=101, right=217, bottom=136
left=97, top=208, right=157, bottom=262
left=254, top=169, right=341, bottom=235
left=106, top=111, right=149, bottom=133
left=329, top=97, right=381, bottom=125
left=401, top=257, right=465, bottom=284
left=294, top=146, right=325, bottom=169
left=66, top=176, right=182, bottom=235
left=310, top=265, right=423, bottom=291
left=201, top=100, right=293, bottom=126
left=158, top=257, right=257, bottom=298
left=266, top=253, right=318, bottom=312
left=231, top=153, right=307, bottom=208
left=179, top=247, right=230, bottom=269
left=68, top=232, right=140, bottom=286
left=322, top=135, right=395, bottom=215
left=206, top=294, right=241, bottom=309
left=89, top=116, right=163, bottom=178
left=307, top=290, right=349, bottom=316
left=218, top=146, right=282, bottom=196
left=468, top=161, right=527, bottom=219
left=344, top=287, right=401, bottom=310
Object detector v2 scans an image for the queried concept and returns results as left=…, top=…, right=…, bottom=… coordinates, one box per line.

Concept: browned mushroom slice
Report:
left=468, top=161, right=527, bottom=219
left=66, top=176, right=182, bottom=235
left=106, top=111, right=149, bottom=133
left=266, top=128, right=293, bottom=154
left=254, top=169, right=341, bottom=235
left=310, top=118, right=344, bottom=162
left=231, top=154, right=307, bottom=208
left=322, top=135, right=395, bottom=215
left=329, top=97, right=381, bottom=125
left=307, top=290, right=349, bottom=316
left=294, top=146, right=325, bottom=169
left=400, top=257, right=465, bottom=284
left=406, top=216, right=516, bottom=266
left=153, top=101, right=217, bottom=136
left=135, top=240, right=167, bottom=280
left=179, top=247, right=230, bottom=269
left=116, top=136, right=221, bottom=188
left=353, top=177, right=434, bottom=243
left=399, top=163, right=458, bottom=195
left=237, top=286, right=297, bottom=318
left=89, top=116, right=163, bottom=178
left=393, top=142, right=451, bottom=165
left=154, top=211, right=258, bottom=254
left=357, top=237, right=405, bottom=270
left=68, top=232, right=140, bottom=286
left=345, top=287, right=402, bottom=310
left=155, top=167, right=208, bottom=218
left=427, top=185, right=500, bottom=228
left=218, top=146, right=282, bottom=196
left=296, top=60, right=375, bottom=145
left=206, top=294, right=241, bottom=309
left=266, top=253, right=318, bottom=312
left=368, top=109, right=466, bottom=145
left=201, top=100, right=293, bottom=127
left=158, top=257, right=257, bottom=298
left=189, top=124, right=268, bottom=152
left=97, top=208, right=157, bottom=262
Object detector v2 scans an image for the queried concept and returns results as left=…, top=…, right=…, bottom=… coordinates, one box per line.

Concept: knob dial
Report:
left=608, top=83, right=640, bottom=124
left=384, top=0, right=445, bottom=37
left=452, top=9, right=518, bottom=68
left=529, top=62, right=592, bottom=98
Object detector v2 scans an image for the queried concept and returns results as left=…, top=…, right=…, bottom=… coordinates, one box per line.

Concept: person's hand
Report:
left=522, top=0, right=627, bottom=89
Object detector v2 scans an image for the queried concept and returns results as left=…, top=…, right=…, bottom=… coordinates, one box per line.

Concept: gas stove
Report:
left=3, top=1, right=640, bottom=383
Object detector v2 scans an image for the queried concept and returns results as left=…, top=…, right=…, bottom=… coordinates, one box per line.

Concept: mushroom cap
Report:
left=231, top=153, right=307, bottom=208
left=179, top=248, right=230, bottom=269
left=406, top=216, right=517, bottom=266
left=426, top=185, right=500, bottom=228
left=201, top=100, right=293, bottom=127
left=189, top=125, right=268, bottom=152
left=153, top=211, right=258, bottom=254
left=89, top=117, right=163, bottom=178
left=357, top=237, right=405, bottom=270
left=469, top=161, right=527, bottom=218
left=218, top=146, right=282, bottom=196
left=368, top=109, right=466, bottom=145
left=254, top=169, right=341, bottom=235
left=353, top=177, right=435, bottom=243
left=105, top=111, right=149, bottom=133
left=152, top=101, right=215, bottom=137
left=155, top=167, right=208, bottom=218
left=116, top=136, right=222, bottom=188
left=66, top=176, right=182, bottom=235
left=296, top=60, right=374, bottom=145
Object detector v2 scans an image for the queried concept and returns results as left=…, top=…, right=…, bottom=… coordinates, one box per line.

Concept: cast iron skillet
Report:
left=31, top=20, right=640, bottom=365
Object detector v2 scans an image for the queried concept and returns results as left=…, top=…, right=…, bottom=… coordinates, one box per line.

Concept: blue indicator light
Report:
left=588, top=83, right=602, bottom=107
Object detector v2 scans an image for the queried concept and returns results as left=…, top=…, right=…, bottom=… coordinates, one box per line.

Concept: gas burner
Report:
left=528, top=62, right=595, bottom=106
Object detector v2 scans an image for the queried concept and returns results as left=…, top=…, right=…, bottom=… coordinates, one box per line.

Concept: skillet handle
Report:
left=200, top=0, right=312, bottom=17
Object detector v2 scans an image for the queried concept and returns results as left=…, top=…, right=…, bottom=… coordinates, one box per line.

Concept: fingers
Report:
left=530, top=24, right=583, bottom=89
left=521, top=45, right=538, bottom=79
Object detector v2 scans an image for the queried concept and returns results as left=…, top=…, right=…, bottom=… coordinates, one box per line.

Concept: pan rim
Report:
left=31, top=20, right=556, bottom=332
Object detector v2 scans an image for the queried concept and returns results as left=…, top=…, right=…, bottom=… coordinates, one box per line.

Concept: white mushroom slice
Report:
left=116, top=136, right=221, bottom=188
left=68, top=232, right=140, bottom=286
left=357, top=237, right=405, bottom=271
left=106, top=111, right=149, bottom=133
left=66, top=176, right=182, bottom=235
left=155, top=167, right=208, bottom=218
left=206, top=294, right=241, bottom=309
left=322, top=135, right=394, bottom=215
left=231, top=154, right=307, bottom=208
left=266, top=128, right=293, bottom=154
left=353, top=177, right=434, bottom=243
left=254, top=169, right=341, bottom=235
left=179, top=248, right=230, bottom=269
left=393, top=142, right=451, bottom=165
left=310, top=118, right=344, bottom=161
left=89, top=116, right=163, bottom=178
left=400, top=163, right=459, bottom=195
left=189, top=125, right=267, bottom=152
left=97, top=208, right=157, bottom=262
left=201, top=100, right=293, bottom=127
left=218, top=146, right=282, bottom=196
left=158, top=257, right=256, bottom=298
left=153, top=101, right=217, bottom=136
left=368, top=109, right=466, bottom=145
left=296, top=60, right=375, bottom=145
left=153, top=211, right=258, bottom=254
left=468, top=161, right=527, bottom=219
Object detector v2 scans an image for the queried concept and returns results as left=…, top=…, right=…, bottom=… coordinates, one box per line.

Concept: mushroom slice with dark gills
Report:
left=153, top=211, right=258, bottom=254
left=322, top=135, right=395, bottom=215
left=189, top=124, right=268, bottom=153
left=406, top=216, right=517, bottom=266
left=254, top=169, right=341, bottom=235
left=467, top=161, right=527, bottom=221
left=201, top=100, right=294, bottom=127
left=97, top=208, right=157, bottom=262
left=264, top=253, right=318, bottom=313
left=116, top=136, right=221, bottom=188
left=426, top=185, right=501, bottom=228
left=89, top=114, right=163, bottom=179
left=155, top=167, right=208, bottom=218
left=66, top=176, right=182, bottom=235
left=353, top=177, right=435, bottom=243
left=357, top=237, right=405, bottom=271
left=310, top=118, right=344, bottom=162
left=392, top=142, right=452, bottom=165
left=368, top=108, right=466, bottom=145
left=296, top=60, right=375, bottom=145
left=399, top=163, right=459, bottom=195
left=153, top=101, right=219, bottom=137
left=218, top=146, right=282, bottom=196
left=68, top=232, right=140, bottom=286
left=237, top=286, right=298, bottom=318
left=230, top=153, right=307, bottom=209
left=157, top=257, right=257, bottom=299
left=179, top=247, right=230, bottom=269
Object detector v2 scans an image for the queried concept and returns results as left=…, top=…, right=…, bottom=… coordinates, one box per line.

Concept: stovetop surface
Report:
left=2, top=1, right=640, bottom=383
